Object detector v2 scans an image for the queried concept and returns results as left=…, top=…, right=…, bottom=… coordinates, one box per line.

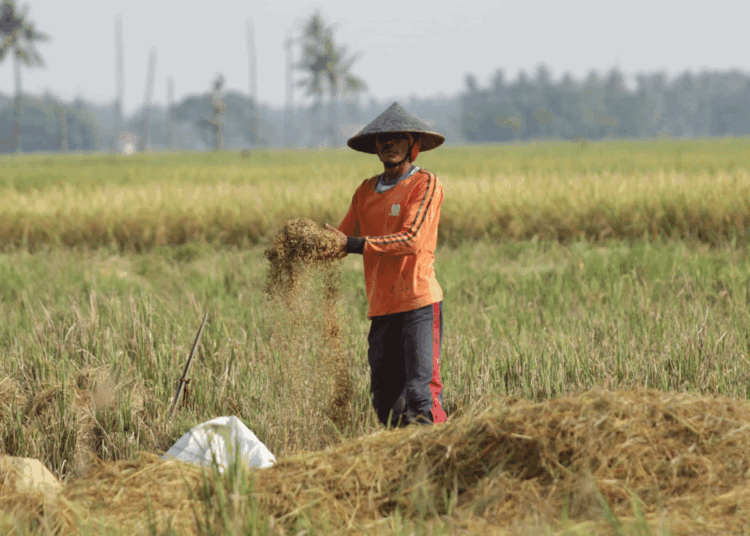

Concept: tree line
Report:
left=0, top=0, right=47, bottom=152
left=4, top=1, right=750, bottom=153
left=0, top=95, right=99, bottom=152
left=461, top=66, right=750, bottom=142
left=0, top=5, right=371, bottom=153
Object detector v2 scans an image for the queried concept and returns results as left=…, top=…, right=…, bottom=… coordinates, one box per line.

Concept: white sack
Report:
left=163, top=416, right=275, bottom=471
left=0, top=456, right=61, bottom=495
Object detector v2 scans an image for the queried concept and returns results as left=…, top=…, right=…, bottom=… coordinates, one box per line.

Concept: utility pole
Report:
left=167, top=77, right=175, bottom=150
left=113, top=14, right=124, bottom=153
left=283, top=30, right=295, bottom=148
left=246, top=19, right=259, bottom=145
left=139, top=47, right=157, bottom=153
left=210, top=75, right=226, bottom=151
left=55, top=100, right=67, bottom=153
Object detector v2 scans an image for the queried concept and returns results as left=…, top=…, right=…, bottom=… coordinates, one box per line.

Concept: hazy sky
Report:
left=1, top=0, right=749, bottom=115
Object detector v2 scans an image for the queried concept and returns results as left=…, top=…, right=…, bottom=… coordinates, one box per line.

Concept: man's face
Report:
left=375, top=133, right=412, bottom=165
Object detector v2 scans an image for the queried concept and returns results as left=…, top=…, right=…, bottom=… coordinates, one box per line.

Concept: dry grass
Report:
left=2, top=142, right=750, bottom=251
left=243, top=387, right=750, bottom=534
left=0, top=368, right=160, bottom=482
left=3, top=388, right=750, bottom=534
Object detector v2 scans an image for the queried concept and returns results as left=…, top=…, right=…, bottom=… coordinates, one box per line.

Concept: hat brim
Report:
left=346, top=130, right=445, bottom=154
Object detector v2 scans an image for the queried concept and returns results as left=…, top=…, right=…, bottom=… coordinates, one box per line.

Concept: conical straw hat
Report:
left=347, top=102, right=445, bottom=154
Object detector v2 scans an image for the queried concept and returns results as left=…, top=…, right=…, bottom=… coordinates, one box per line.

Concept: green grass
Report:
left=2, top=238, right=750, bottom=482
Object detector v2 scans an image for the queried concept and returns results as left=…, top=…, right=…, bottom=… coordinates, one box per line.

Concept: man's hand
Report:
left=324, top=223, right=348, bottom=257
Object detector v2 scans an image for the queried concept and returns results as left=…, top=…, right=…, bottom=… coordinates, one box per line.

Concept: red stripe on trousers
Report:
left=430, top=302, right=447, bottom=423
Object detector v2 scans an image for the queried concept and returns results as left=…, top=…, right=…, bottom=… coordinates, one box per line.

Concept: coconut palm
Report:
left=323, top=33, right=367, bottom=147
left=297, top=12, right=330, bottom=146
left=297, top=11, right=367, bottom=147
left=0, top=0, right=49, bottom=153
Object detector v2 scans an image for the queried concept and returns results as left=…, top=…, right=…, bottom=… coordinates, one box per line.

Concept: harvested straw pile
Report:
left=263, top=219, right=354, bottom=447
left=63, top=454, right=206, bottom=534
left=0, top=489, right=78, bottom=535
left=0, top=457, right=69, bottom=535
left=6, top=388, right=750, bottom=534
left=247, top=387, right=750, bottom=534
left=0, top=456, right=61, bottom=494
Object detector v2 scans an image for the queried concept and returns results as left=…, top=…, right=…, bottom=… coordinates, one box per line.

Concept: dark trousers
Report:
left=368, top=302, right=447, bottom=427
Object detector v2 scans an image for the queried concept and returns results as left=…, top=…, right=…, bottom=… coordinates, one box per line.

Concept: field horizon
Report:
left=1, top=138, right=750, bottom=252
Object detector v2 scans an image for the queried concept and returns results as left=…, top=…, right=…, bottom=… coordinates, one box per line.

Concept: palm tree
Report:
left=323, top=33, right=366, bottom=147
left=0, top=0, right=49, bottom=153
left=297, top=11, right=330, bottom=147
left=297, top=11, right=367, bottom=147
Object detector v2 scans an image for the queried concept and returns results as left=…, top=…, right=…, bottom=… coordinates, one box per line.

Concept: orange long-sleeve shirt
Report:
left=338, top=168, right=443, bottom=318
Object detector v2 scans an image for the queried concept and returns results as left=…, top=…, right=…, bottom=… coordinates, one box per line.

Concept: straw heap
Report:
left=4, top=388, right=750, bottom=534
left=245, top=388, right=750, bottom=534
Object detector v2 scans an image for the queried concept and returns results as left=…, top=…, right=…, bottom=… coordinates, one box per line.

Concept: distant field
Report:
left=1, top=138, right=750, bottom=250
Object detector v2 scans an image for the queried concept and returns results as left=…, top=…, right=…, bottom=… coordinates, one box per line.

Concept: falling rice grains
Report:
left=264, top=218, right=340, bottom=296
left=263, top=219, right=353, bottom=446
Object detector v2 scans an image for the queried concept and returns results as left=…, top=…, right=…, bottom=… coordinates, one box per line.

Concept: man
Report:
left=325, top=102, right=447, bottom=427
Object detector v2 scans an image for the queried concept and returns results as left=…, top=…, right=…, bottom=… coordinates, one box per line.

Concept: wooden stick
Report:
left=169, top=313, right=208, bottom=420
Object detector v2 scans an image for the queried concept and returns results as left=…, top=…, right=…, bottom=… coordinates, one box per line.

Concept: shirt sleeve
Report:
left=338, top=185, right=361, bottom=237
left=364, top=171, right=442, bottom=257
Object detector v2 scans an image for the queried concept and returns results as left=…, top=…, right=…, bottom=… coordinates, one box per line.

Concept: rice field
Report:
left=1, top=138, right=750, bottom=251
left=2, top=139, right=750, bottom=534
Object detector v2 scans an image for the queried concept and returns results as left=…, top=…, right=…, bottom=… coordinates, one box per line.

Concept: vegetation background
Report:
left=3, top=138, right=750, bottom=535
left=2, top=140, right=750, bottom=468
left=5, top=67, right=750, bottom=153
left=5, top=4, right=750, bottom=533
left=3, top=2, right=750, bottom=153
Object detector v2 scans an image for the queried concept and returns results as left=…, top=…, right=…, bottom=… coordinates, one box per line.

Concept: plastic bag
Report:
left=163, top=416, right=275, bottom=471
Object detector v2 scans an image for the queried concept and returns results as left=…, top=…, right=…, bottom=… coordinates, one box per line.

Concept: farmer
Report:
left=325, top=102, right=447, bottom=427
